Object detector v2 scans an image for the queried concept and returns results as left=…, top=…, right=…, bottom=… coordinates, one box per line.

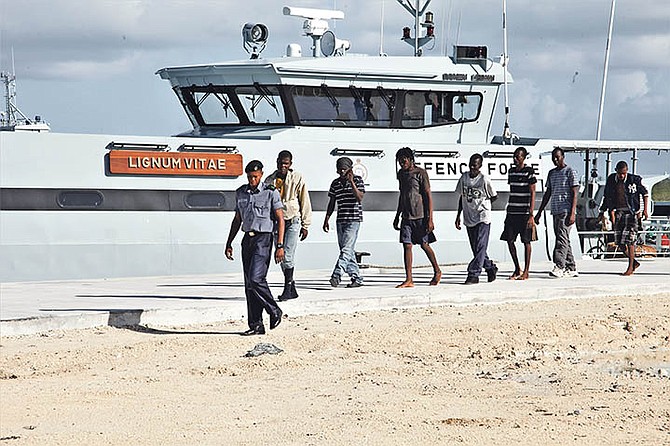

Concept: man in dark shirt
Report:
left=500, top=147, right=537, bottom=280
left=599, top=160, right=649, bottom=276
left=225, top=160, right=285, bottom=335
left=393, top=147, right=441, bottom=288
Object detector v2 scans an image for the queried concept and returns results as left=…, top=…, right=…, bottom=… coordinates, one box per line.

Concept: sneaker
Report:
left=563, top=269, right=579, bottom=278
left=549, top=266, right=564, bottom=278
left=329, top=276, right=340, bottom=287
left=464, top=276, right=479, bottom=285
left=486, top=264, right=498, bottom=283
left=346, top=280, right=363, bottom=288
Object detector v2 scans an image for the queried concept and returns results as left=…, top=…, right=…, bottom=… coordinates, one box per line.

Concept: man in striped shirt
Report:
left=534, top=147, right=580, bottom=278
left=500, top=147, right=537, bottom=280
left=323, top=157, right=365, bottom=287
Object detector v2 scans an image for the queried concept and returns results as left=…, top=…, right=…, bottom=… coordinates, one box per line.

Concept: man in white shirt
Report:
left=455, top=153, right=498, bottom=284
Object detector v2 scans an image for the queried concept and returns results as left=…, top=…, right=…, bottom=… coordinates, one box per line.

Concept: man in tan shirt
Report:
left=264, top=150, right=312, bottom=300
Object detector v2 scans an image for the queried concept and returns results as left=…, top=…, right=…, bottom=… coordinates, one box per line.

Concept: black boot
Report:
left=287, top=280, right=299, bottom=299
left=278, top=268, right=298, bottom=301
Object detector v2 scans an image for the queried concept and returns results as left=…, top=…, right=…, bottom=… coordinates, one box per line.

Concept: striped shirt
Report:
left=506, top=165, right=537, bottom=215
left=546, top=165, right=579, bottom=215
left=328, top=175, right=365, bottom=222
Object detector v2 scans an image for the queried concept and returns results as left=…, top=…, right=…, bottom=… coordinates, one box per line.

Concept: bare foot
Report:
left=518, top=272, right=529, bottom=280
left=633, top=260, right=640, bottom=271
left=622, top=269, right=634, bottom=276
left=429, top=271, right=442, bottom=286
left=508, top=270, right=521, bottom=280
left=396, top=281, right=414, bottom=288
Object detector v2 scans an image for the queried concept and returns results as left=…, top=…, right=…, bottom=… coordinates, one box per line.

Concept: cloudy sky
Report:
left=1, top=0, right=669, bottom=173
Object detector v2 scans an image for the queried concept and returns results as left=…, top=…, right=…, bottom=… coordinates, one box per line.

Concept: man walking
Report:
left=225, top=160, right=285, bottom=335
left=500, top=147, right=537, bottom=280
left=264, top=150, right=312, bottom=301
left=599, top=160, right=649, bottom=275
left=455, top=153, right=498, bottom=284
left=393, top=147, right=442, bottom=287
left=323, top=157, right=365, bottom=288
left=534, top=148, right=579, bottom=278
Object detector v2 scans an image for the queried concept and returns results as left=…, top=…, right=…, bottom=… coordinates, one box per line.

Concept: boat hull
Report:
left=1, top=130, right=571, bottom=282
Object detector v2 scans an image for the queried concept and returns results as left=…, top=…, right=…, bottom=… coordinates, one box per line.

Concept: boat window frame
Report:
left=183, top=191, right=227, bottom=210
left=179, top=84, right=291, bottom=127
left=290, top=84, right=396, bottom=128
left=178, top=83, right=484, bottom=130
left=398, top=90, right=484, bottom=129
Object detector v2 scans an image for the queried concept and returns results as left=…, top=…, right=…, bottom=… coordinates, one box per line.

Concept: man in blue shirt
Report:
left=599, top=160, right=649, bottom=276
left=534, top=148, right=579, bottom=278
left=225, top=160, right=285, bottom=335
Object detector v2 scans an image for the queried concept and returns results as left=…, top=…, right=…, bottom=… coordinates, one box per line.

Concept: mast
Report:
left=0, top=71, right=32, bottom=128
left=501, top=0, right=511, bottom=142
left=597, top=0, right=617, bottom=176
left=397, top=0, right=434, bottom=57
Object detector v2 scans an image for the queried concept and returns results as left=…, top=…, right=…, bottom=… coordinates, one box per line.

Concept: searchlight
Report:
left=242, top=23, right=269, bottom=59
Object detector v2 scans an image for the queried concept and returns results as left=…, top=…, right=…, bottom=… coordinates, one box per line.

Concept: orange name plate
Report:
left=109, top=151, right=243, bottom=177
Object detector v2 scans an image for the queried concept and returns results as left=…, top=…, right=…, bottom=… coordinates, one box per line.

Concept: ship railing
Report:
left=580, top=219, right=670, bottom=259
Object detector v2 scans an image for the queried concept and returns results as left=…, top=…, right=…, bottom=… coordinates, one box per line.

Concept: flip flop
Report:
left=508, top=274, right=520, bottom=280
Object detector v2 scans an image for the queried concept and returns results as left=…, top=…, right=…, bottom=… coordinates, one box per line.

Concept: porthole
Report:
left=57, top=190, right=104, bottom=208
left=185, top=192, right=226, bottom=209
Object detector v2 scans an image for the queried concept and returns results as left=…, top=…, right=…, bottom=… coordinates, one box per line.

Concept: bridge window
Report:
left=234, top=85, right=285, bottom=124
left=194, top=90, right=239, bottom=124
left=184, top=85, right=286, bottom=126
left=292, top=86, right=393, bottom=128
left=401, top=91, right=482, bottom=128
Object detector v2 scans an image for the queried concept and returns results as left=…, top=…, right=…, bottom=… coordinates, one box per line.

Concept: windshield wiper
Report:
left=320, top=83, right=340, bottom=115
left=250, top=82, right=279, bottom=116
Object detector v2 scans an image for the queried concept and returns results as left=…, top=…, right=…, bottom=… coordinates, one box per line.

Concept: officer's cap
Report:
left=245, top=160, right=264, bottom=173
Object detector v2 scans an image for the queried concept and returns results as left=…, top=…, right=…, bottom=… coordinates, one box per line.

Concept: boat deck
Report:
left=2, top=259, right=668, bottom=336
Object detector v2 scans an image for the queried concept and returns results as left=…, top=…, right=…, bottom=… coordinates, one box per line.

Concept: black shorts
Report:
left=400, top=218, right=436, bottom=245
left=500, top=214, right=537, bottom=244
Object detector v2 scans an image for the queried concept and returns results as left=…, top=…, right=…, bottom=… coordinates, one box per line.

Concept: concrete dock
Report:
left=1, top=258, right=668, bottom=336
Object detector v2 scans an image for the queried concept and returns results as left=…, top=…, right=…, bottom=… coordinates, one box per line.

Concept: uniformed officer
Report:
left=225, top=160, right=285, bottom=335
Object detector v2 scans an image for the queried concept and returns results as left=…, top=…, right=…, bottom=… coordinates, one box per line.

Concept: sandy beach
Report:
left=1, top=292, right=669, bottom=445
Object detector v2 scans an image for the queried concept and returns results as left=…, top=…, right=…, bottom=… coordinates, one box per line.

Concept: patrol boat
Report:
left=1, top=1, right=669, bottom=282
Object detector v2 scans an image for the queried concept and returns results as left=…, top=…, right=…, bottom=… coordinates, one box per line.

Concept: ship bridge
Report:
left=157, top=52, right=510, bottom=144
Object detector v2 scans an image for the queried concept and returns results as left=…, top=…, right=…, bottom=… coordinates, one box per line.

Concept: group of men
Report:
left=225, top=147, right=649, bottom=335
left=455, top=146, right=649, bottom=285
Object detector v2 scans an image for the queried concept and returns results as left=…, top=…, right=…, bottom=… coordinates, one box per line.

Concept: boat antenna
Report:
left=379, top=0, right=386, bottom=56
left=441, top=0, right=449, bottom=56
left=596, top=0, right=617, bottom=176
left=501, top=0, right=512, bottom=142
left=455, top=7, right=462, bottom=45
left=597, top=0, right=617, bottom=141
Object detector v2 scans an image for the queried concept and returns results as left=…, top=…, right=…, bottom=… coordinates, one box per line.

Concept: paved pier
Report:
left=1, top=259, right=668, bottom=336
